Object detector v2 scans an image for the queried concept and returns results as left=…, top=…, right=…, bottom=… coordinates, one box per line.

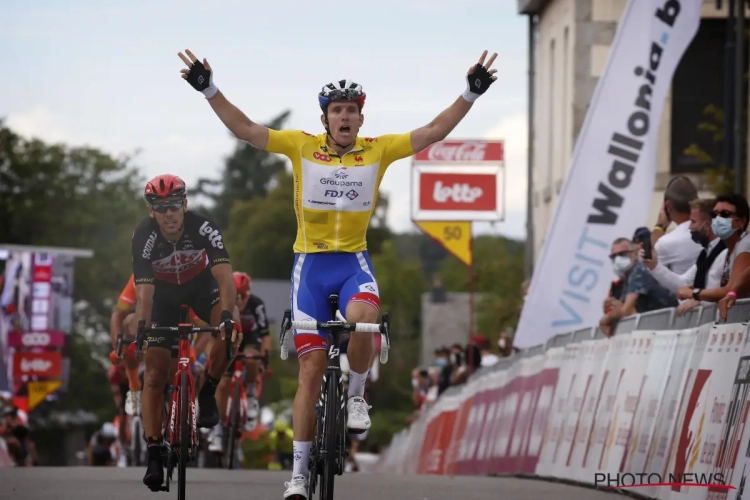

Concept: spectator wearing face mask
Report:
left=641, top=198, right=727, bottom=315
left=650, top=176, right=703, bottom=274
left=676, top=193, right=750, bottom=304
left=470, top=335, right=499, bottom=367
left=600, top=237, right=678, bottom=336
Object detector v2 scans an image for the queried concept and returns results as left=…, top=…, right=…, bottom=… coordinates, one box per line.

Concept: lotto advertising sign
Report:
left=411, top=140, right=504, bottom=222
left=410, top=139, right=504, bottom=267
left=12, top=352, right=62, bottom=378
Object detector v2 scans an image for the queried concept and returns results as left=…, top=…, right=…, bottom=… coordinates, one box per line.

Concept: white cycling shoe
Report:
left=125, top=390, right=140, bottom=417
left=346, top=396, right=371, bottom=433
left=245, top=398, right=260, bottom=432
left=283, top=474, right=308, bottom=499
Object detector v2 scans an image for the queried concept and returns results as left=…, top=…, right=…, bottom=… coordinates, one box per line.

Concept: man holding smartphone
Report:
left=599, top=236, right=678, bottom=336
left=650, top=176, right=702, bottom=274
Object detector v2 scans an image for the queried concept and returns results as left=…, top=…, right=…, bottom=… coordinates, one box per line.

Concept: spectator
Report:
left=641, top=198, right=727, bottom=315
left=497, top=331, right=514, bottom=358
left=434, top=346, right=454, bottom=396
left=521, top=279, right=530, bottom=299
left=651, top=176, right=702, bottom=274
left=599, top=237, right=678, bottom=336
left=1, top=406, right=37, bottom=466
left=87, top=422, right=117, bottom=466
left=470, top=335, right=499, bottom=367
left=677, top=193, right=750, bottom=303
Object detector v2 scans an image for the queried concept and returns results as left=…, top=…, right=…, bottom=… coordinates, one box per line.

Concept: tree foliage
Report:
left=438, top=235, right=526, bottom=340
left=191, top=111, right=291, bottom=229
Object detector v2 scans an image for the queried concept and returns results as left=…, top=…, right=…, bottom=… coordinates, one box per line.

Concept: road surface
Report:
left=0, top=467, right=623, bottom=500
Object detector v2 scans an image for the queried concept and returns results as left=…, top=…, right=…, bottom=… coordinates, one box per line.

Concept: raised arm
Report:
left=409, top=50, right=498, bottom=154
left=178, top=49, right=270, bottom=149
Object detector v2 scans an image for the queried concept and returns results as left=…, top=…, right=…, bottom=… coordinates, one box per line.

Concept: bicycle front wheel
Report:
left=320, top=374, right=337, bottom=500
left=226, top=382, right=241, bottom=470
left=178, top=371, right=189, bottom=500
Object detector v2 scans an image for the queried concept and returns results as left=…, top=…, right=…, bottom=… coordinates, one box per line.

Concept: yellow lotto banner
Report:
left=27, top=380, right=61, bottom=411
left=414, top=221, right=473, bottom=267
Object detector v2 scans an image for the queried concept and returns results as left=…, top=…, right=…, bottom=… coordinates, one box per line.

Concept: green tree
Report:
left=224, top=170, right=297, bottom=279
left=366, top=240, right=428, bottom=444
left=438, top=235, right=526, bottom=339
left=0, top=121, right=145, bottom=427
left=0, top=121, right=144, bottom=317
left=192, top=111, right=291, bottom=228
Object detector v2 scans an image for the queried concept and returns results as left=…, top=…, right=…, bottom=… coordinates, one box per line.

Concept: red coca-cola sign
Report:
left=13, top=352, right=62, bottom=378
left=415, top=140, right=503, bottom=163
left=419, top=173, right=497, bottom=211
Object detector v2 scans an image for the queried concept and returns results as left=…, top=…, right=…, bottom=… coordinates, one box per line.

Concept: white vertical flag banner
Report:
left=515, top=0, right=704, bottom=349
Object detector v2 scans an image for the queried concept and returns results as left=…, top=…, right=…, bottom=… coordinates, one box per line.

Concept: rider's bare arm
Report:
left=206, top=92, right=270, bottom=150
left=131, top=224, right=156, bottom=327
left=261, top=334, right=272, bottom=357
left=109, top=307, right=130, bottom=348
left=134, top=285, right=154, bottom=327
left=212, top=263, right=237, bottom=316
left=409, top=51, right=498, bottom=155
left=408, top=96, right=473, bottom=154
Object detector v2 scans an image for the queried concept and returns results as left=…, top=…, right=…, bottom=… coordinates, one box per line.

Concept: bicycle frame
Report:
left=134, top=306, right=227, bottom=498
left=278, top=294, right=391, bottom=500
left=165, top=327, right=198, bottom=458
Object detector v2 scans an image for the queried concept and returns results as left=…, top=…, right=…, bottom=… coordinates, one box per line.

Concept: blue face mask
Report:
left=435, top=358, right=448, bottom=367
left=712, top=216, right=737, bottom=240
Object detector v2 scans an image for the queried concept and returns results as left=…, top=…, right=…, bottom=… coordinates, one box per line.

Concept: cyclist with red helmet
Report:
left=130, top=173, right=242, bottom=488
left=204, top=271, right=271, bottom=454
left=179, top=47, right=498, bottom=499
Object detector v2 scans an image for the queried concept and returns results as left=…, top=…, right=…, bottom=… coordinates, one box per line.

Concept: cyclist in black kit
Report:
left=130, top=173, right=242, bottom=488
left=207, top=271, right=272, bottom=453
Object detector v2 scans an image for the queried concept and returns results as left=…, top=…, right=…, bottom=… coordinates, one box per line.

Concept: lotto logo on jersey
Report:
left=199, top=221, right=224, bottom=249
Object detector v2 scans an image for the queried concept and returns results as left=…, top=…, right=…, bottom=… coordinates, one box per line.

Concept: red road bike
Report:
left=134, top=306, right=233, bottom=500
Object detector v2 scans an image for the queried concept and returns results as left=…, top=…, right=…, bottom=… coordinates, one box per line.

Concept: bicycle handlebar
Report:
left=288, top=320, right=382, bottom=333
left=278, top=308, right=391, bottom=364
left=135, top=318, right=236, bottom=361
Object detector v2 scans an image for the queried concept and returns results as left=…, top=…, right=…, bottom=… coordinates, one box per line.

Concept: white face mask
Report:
left=612, top=255, right=634, bottom=277
left=498, top=339, right=506, bottom=349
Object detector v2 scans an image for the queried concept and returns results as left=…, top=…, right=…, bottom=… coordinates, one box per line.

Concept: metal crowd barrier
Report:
left=460, top=299, right=740, bottom=388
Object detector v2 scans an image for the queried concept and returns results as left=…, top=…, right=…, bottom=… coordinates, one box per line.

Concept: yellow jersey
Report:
left=266, top=130, right=414, bottom=253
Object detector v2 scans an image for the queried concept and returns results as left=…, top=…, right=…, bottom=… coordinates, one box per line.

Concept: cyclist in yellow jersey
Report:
left=178, top=48, right=498, bottom=499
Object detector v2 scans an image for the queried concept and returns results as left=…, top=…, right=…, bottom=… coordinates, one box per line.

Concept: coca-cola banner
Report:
left=514, top=0, right=704, bottom=348
left=374, top=310, right=750, bottom=500
left=410, top=139, right=504, bottom=222
left=12, top=352, right=62, bottom=378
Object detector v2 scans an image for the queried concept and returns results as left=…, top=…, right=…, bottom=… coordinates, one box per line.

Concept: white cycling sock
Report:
left=348, top=369, right=367, bottom=398
left=292, top=441, right=311, bottom=478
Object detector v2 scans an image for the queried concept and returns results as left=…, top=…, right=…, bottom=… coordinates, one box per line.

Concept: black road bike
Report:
left=278, top=294, right=391, bottom=500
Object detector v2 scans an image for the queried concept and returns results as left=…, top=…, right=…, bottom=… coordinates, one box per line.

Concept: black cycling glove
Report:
left=185, top=60, right=219, bottom=99
left=462, top=64, right=495, bottom=103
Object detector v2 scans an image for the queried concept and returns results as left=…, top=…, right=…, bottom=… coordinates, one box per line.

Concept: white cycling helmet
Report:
left=318, top=80, right=366, bottom=113
left=101, top=422, right=116, bottom=438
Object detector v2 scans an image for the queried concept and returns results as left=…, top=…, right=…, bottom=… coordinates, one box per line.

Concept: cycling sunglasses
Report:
left=712, top=209, right=737, bottom=219
left=151, top=199, right=184, bottom=213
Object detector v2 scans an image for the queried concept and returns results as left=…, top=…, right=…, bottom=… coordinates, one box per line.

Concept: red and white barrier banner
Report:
left=375, top=318, right=750, bottom=500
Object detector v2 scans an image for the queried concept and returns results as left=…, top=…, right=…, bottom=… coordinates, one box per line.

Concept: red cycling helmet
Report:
left=144, top=174, right=187, bottom=203
left=234, top=272, right=251, bottom=295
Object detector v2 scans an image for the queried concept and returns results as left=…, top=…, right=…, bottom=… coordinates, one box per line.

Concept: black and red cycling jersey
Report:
left=239, top=294, right=270, bottom=339
left=131, top=211, right=230, bottom=286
